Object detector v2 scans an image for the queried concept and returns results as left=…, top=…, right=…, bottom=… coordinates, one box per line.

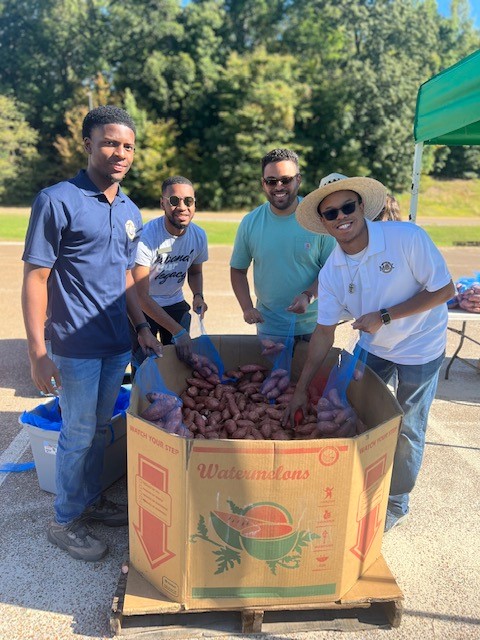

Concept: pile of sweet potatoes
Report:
left=139, top=354, right=367, bottom=440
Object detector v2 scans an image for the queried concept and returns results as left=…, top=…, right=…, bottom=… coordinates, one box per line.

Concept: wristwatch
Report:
left=135, top=321, right=151, bottom=333
left=380, top=308, right=391, bottom=325
left=302, top=290, right=315, bottom=304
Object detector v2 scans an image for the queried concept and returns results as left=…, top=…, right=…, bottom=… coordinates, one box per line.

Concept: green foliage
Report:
left=0, top=0, right=479, bottom=206
left=0, top=95, right=39, bottom=202
left=203, top=46, right=311, bottom=209
left=122, top=90, right=180, bottom=206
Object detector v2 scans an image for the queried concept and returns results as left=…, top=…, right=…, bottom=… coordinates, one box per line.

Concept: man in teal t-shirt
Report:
left=230, top=149, right=336, bottom=338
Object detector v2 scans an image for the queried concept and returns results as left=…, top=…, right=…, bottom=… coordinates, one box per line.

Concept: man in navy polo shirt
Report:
left=22, top=106, right=162, bottom=561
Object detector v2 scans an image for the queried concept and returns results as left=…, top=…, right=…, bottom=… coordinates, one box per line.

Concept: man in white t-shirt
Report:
left=286, top=174, right=455, bottom=532
left=132, top=176, right=208, bottom=365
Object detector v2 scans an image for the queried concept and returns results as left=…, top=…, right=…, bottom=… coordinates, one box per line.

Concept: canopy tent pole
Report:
left=409, top=142, right=424, bottom=224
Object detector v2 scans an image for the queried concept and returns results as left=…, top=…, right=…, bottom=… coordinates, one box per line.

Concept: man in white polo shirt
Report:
left=287, top=174, right=455, bottom=532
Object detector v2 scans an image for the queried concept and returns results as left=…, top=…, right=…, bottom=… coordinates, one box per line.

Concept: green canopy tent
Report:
left=410, top=48, right=480, bottom=222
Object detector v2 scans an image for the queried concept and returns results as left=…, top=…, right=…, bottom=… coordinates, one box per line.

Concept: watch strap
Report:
left=380, top=308, right=391, bottom=325
left=302, top=290, right=314, bottom=304
left=135, top=321, right=151, bottom=333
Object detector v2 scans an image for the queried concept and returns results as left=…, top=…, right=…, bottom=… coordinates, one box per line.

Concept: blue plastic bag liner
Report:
left=322, top=340, right=367, bottom=407
left=0, top=461, right=35, bottom=473
left=19, top=386, right=130, bottom=433
left=20, top=397, right=62, bottom=432
left=312, top=337, right=369, bottom=438
left=259, top=312, right=296, bottom=402
left=189, top=312, right=227, bottom=382
left=448, top=271, right=480, bottom=312
left=133, top=356, right=191, bottom=437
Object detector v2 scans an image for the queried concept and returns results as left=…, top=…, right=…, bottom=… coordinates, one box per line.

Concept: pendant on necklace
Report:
left=349, top=283, right=355, bottom=294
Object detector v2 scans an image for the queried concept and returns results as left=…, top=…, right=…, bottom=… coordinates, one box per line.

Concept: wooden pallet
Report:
left=111, top=555, right=403, bottom=637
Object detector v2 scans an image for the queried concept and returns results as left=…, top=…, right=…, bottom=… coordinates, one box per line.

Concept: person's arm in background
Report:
left=126, top=269, right=163, bottom=356
left=283, top=323, right=337, bottom=426
left=230, top=216, right=264, bottom=326
left=187, top=263, right=208, bottom=319
left=230, top=266, right=264, bottom=325
left=286, top=280, right=318, bottom=314
left=22, top=263, right=60, bottom=395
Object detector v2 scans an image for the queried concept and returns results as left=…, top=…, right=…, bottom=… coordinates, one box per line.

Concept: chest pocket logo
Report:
left=379, top=261, right=394, bottom=274
left=125, top=220, right=136, bottom=240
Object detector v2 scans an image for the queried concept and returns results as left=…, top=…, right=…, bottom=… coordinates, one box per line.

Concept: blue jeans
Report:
left=51, top=350, right=131, bottom=524
left=365, top=351, right=444, bottom=517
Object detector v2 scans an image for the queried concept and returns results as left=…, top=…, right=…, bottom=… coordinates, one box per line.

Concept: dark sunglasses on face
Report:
left=165, top=195, right=195, bottom=207
left=318, top=199, right=358, bottom=221
left=263, top=173, right=300, bottom=187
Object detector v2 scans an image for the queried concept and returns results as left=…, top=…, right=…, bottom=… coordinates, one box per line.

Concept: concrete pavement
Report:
left=0, top=242, right=479, bottom=640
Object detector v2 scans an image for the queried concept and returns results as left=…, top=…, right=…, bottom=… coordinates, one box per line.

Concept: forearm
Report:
left=187, top=270, right=203, bottom=299
left=126, top=270, right=149, bottom=328
left=231, top=267, right=254, bottom=311
left=387, top=281, right=455, bottom=320
left=21, top=265, right=49, bottom=359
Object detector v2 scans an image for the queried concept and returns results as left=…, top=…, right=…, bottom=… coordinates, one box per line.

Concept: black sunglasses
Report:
left=165, top=195, right=195, bottom=207
left=263, top=174, right=300, bottom=187
left=318, top=200, right=358, bottom=221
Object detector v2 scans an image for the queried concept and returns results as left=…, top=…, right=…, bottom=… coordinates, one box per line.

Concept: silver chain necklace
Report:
left=345, top=250, right=366, bottom=293
left=346, top=263, right=361, bottom=293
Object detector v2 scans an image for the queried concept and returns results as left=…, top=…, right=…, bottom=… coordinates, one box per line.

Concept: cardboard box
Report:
left=127, top=336, right=402, bottom=609
left=22, top=401, right=127, bottom=494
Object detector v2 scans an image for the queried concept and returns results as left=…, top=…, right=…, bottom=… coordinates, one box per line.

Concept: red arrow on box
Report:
left=133, top=455, right=175, bottom=568
left=350, top=455, right=387, bottom=561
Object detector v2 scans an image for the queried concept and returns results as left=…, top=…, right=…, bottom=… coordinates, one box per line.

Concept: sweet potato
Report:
left=186, top=377, right=214, bottom=390
left=236, top=419, right=255, bottom=430
left=231, top=426, right=249, bottom=439
left=141, top=394, right=180, bottom=421
left=225, top=369, right=243, bottom=380
left=317, top=420, right=340, bottom=435
left=333, top=407, right=355, bottom=425
left=180, top=393, right=196, bottom=410
left=226, top=394, right=241, bottom=420
left=295, top=423, right=317, bottom=435
left=266, top=388, right=281, bottom=400
left=317, top=410, right=335, bottom=421
left=239, top=364, right=267, bottom=373
left=327, top=387, right=345, bottom=409
left=204, top=397, right=221, bottom=411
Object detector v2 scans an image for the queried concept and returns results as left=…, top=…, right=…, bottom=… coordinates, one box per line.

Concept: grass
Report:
left=396, top=175, right=480, bottom=218
left=1, top=177, right=479, bottom=245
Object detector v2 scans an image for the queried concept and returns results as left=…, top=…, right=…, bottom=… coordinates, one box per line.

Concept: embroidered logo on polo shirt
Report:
left=125, top=220, right=136, bottom=240
left=379, top=261, right=394, bottom=274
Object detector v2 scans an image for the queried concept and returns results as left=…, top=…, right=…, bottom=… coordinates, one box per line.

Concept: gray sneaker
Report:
left=384, top=511, right=409, bottom=533
left=47, top=519, right=108, bottom=561
left=83, top=496, right=128, bottom=527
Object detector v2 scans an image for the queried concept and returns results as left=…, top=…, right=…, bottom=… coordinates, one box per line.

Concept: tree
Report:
left=0, top=95, right=39, bottom=202
left=203, top=47, right=311, bottom=209
left=122, top=90, right=180, bottom=206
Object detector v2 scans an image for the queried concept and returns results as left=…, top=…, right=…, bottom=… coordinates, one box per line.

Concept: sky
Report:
left=436, top=0, right=480, bottom=27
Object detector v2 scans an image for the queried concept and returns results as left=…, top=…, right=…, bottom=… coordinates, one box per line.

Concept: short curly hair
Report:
left=161, top=176, right=194, bottom=193
left=82, top=105, right=136, bottom=139
left=261, top=148, right=299, bottom=173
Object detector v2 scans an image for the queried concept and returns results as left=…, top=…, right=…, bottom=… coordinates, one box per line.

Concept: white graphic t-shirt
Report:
left=135, top=217, right=208, bottom=306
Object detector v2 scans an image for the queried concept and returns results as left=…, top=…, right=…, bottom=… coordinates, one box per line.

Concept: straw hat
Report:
left=296, top=173, right=387, bottom=234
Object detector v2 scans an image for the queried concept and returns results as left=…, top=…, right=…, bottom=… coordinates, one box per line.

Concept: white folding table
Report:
left=445, top=308, right=480, bottom=379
